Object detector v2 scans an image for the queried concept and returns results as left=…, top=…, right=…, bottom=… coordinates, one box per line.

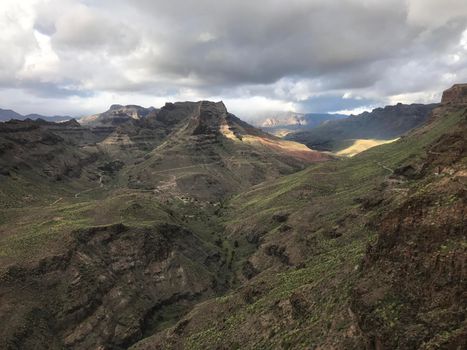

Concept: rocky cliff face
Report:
left=79, top=105, right=157, bottom=127
left=260, top=114, right=307, bottom=127
left=442, top=84, right=467, bottom=105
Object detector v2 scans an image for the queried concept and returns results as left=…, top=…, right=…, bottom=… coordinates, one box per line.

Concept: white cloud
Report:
left=19, top=30, right=60, bottom=80
left=0, top=1, right=38, bottom=82
left=461, top=28, right=467, bottom=49
left=198, top=32, right=217, bottom=43
left=332, top=105, right=377, bottom=115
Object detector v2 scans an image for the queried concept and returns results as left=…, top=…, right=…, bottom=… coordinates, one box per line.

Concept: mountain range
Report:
left=0, top=84, right=466, bottom=350
left=252, top=111, right=348, bottom=136
left=286, top=103, right=439, bottom=155
left=0, top=108, right=71, bottom=123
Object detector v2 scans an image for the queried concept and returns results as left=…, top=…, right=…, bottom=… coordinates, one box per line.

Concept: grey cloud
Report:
left=137, top=0, right=412, bottom=85
left=32, top=1, right=140, bottom=55
left=124, top=0, right=467, bottom=98
left=1, top=0, right=467, bottom=115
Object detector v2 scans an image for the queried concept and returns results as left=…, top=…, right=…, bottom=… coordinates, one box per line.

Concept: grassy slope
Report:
left=336, top=138, right=398, bottom=157
left=131, top=107, right=465, bottom=349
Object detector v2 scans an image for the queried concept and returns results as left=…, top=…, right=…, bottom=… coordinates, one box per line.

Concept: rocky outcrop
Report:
left=79, top=105, right=157, bottom=127
left=442, top=84, right=467, bottom=105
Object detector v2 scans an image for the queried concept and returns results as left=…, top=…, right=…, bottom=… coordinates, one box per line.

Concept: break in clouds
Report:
left=1, top=0, right=467, bottom=119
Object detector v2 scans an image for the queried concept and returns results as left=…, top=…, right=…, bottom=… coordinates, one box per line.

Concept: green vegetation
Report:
left=133, top=105, right=466, bottom=349
left=0, top=100, right=465, bottom=350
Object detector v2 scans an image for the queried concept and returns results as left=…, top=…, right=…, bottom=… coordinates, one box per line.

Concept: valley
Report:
left=0, top=86, right=466, bottom=349
left=287, top=103, right=438, bottom=154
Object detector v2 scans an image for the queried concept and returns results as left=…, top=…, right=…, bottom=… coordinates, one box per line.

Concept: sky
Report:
left=0, top=0, right=467, bottom=120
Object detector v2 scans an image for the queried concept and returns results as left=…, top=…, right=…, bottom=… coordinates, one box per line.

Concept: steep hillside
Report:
left=287, top=103, right=438, bottom=154
left=352, top=86, right=467, bottom=350
left=0, top=119, right=106, bottom=208
left=130, top=91, right=466, bottom=349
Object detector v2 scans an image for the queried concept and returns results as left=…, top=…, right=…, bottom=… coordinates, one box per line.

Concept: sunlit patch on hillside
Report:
left=336, top=138, right=398, bottom=157
left=99, top=132, right=134, bottom=146
left=219, top=121, right=239, bottom=140
left=268, top=129, right=293, bottom=137
left=242, top=135, right=330, bottom=162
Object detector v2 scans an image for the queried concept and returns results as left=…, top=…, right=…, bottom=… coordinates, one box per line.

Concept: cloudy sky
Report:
left=1, top=0, right=467, bottom=119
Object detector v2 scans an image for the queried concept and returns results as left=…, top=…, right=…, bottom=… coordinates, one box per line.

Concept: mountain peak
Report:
left=188, top=101, right=227, bottom=136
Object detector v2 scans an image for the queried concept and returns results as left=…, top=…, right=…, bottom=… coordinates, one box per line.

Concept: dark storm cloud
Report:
left=131, top=0, right=413, bottom=86
left=127, top=0, right=467, bottom=91
left=1, top=0, right=467, bottom=116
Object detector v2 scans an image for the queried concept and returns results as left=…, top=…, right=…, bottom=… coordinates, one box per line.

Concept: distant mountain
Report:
left=0, top=108, right=71, bottom=122
left=0, top=108, right=23, bottom=121
left=286, top=103, right=438, bottom=154
left=252, top=111, right=348, bottom=136
left=79, top=104, right=157, bottom=126
left=0, top=100, right=328, bottom=204
left=23, top=114, right=71, bottom=122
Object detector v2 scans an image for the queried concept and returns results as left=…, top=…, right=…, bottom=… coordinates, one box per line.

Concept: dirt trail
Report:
left=156, top=175, right=177, bottom=191
left=74, top=172, right=105, bottom=198
left=149, top=156, right=264, bottom=176
left=375, top=161, right=394, bottom=174
left=51, top=197, right=63, bottom=205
